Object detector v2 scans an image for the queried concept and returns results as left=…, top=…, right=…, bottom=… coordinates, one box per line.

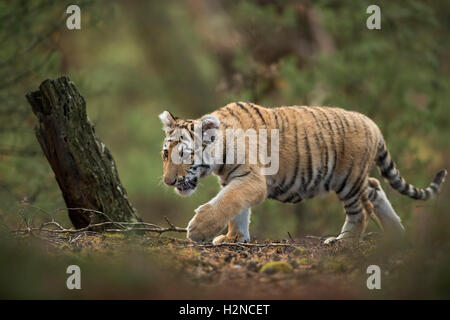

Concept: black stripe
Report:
left=391, top=177, right=403, bottom=190
left=278, top=109, right=290, bottom=145
left=352, top=113, right=360, bottom=131
left=319, top=110, right=337, bottom=191
left=276, top=182, right=290, bottom=198
left=344, top=197, right=360, bottom=210
left=303, top=127, right=313, bottom=192
left=225, top=106, right=241, bottom=123
left=233, top=170, right=251, bottom=179
left=282, top=193, right=296, bottom=203
left=272, top=110, right=283, bottom=146
left=378, top=148, right=388, bottom=164
left=399, top=181, right=410, bottom=195
left=281, top=109, right=290, bottom=129
left=280, top=119, right=300, bottom=197
left=316, top=107, right=334, bottom=136
left=319, top=128, right=329, bottom=189
left=325, top=150, right=337, bottom=191
left=429, top=183, right=439, bottom=193
left=308, top=109, right=327, bottom=190
left=409, top=187, right=420, bottom=199
left=178, top=123, right=194, bottom=139
left=225, top=165, right=241, bottom=181
left=218, top=142, right=227, bottom=175
left=168, top=112, right=178, bottom=120
left=344, top=166, right=367, bottom=201
left=332, top=110, right=346, bottom=137
left=368, top=188, right=377, bottom=202
left=249, top=103, right=266, bottom=126
left=354, top=186, right=367, bottom=204
left=292, top=197, right=303, bottom=203
left=341, top=113, right=351, bottom=130
left=381, top=160, right=394, bottom=177
left=280, top=108, right=291, bottom=128
left=307, top=108, right=321, bottom=128
left=187, top=127, right=194, bottom=139
left=331, top=110, right=346, bottom=175
left=342, top=119, right=370, bottom=200
left=236, top=102, right=256, bottom=127
left=346, top=207, right=363, bottom=215
left=283, top=193, right=302, bottom=203
left=336, top=164, right=353, bottom=194
left=419, top=189, right=426, bottom=199
left=216, top=110, right=228, bottom=118
left=274, top=112, right=281, bottom=130
left=310, top=132, right=323, bottom=190
left=270, top=176, right=287, bottom=198
left=387, top=168, right=398, bottom=180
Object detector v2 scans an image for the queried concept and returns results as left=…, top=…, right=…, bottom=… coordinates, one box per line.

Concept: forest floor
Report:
left=8, top=228, right=413, bottom=299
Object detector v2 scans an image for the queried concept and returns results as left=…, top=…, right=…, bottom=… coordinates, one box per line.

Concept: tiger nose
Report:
left=164, top=177, right=177, bottom=186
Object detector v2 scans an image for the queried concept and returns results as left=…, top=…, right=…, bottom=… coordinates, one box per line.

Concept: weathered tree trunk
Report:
left=26, top=76, right=141, bottom=229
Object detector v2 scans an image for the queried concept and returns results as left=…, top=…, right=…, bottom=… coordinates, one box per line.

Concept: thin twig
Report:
left=180, top=242, right=300, bottom=249
left=13, top=210, right=187, bottom=237
left=287, top=231, right=294, bottom=242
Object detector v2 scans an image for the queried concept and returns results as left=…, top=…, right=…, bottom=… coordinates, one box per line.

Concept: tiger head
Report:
left=159, top=111, right=220, bottom=196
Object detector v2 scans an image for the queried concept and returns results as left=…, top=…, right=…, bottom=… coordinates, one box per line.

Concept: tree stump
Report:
left=26, top=76, right=141, bottom=229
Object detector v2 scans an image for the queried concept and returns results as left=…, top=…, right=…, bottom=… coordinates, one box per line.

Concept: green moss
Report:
left=292, top=248, right=309, bottom=256
left=259, top=261, right=293, bottom=274
left=103, top=233, right=125, bottom=239
left=297, top=257, right=309, bottom=265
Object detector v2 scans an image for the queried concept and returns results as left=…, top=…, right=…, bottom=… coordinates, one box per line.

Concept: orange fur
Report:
left=159, top=103, right=447, bottom=244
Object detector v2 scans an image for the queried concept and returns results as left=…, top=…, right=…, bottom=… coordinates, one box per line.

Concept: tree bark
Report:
left=26, top=76, right=141, bottom=229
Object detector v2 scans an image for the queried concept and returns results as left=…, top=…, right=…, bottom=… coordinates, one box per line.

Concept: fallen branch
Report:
left=14, top=216, right=186, bottom=237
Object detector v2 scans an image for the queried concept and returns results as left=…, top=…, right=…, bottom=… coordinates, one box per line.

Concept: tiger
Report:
left=159, top=102, right=447, bottom=245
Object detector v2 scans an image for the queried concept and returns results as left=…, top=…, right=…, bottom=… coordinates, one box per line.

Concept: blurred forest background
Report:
left=0, top=0, right=449, bottom=299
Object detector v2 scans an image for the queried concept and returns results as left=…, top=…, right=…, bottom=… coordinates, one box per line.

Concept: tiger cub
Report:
left=159, top=102, right=447, bottom=244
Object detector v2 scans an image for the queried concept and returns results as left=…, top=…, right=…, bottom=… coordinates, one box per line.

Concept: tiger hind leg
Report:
left=367, top=177, right=405, bottom=237
left=324, top=184, right=373, bottom=245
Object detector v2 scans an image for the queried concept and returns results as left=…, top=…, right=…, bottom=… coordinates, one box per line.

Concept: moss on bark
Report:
left=26, top=76, right=141, bottom=229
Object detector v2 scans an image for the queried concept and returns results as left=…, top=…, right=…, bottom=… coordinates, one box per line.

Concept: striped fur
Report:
left=159, top=103, right=447, bottom=244
left=376, top=142, right=447, bottom=200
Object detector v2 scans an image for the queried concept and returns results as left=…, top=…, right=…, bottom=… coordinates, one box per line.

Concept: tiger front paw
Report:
left=186, top=204, right=225, bottom=242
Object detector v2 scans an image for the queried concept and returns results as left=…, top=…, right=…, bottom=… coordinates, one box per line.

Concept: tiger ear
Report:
left=201, top=114, right=220, bottom=132
left=201, top=114, right=220, bottom=145
left=159, top=111, right=176, bottom=131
